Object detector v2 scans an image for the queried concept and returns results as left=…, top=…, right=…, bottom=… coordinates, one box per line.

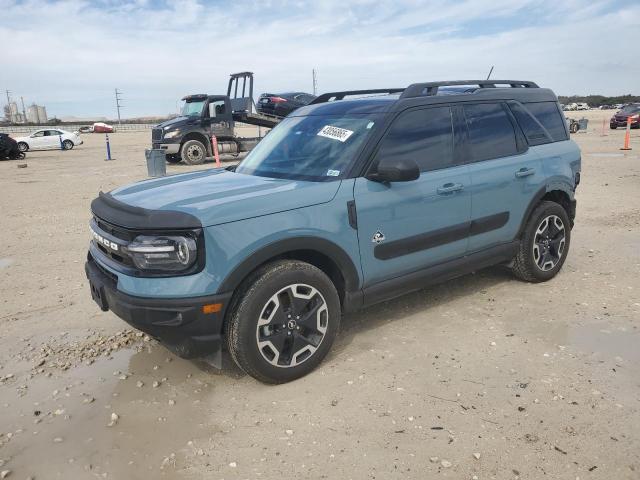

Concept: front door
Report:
left=354, top=106, right=471, bottom=288
left=207, top=99, right=234, bottom=139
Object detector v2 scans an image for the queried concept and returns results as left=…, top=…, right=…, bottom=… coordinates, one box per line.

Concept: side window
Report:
left=32, top=131, right=45, bottom=137
left=375, top=107, right=454, bottom=172
left=208, top=100, right=226, bottom=118
left=463, top=103, right=518, bottom=162
left=522, top=102, right=568, bottom=142
left=508, top=102, right=553, bottom=146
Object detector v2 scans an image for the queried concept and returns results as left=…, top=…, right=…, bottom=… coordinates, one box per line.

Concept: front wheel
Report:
left=512, top=201, right=571, bottom=283
left=226, top=260, right=341, bottom=383
left=62, top=140, right=74, bottom=150
left=17, top=142, right=28, bottom=152
left=181, top=139, right=206, bottom=165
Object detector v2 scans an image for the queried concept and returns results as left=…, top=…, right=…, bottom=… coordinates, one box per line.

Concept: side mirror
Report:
left=368, top=157, right=420, bottom=182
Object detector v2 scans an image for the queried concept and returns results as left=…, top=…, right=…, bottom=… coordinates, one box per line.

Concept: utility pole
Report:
left=115, top=88, right=123, bottom=125
left=312, top=69, right=318, bottom=96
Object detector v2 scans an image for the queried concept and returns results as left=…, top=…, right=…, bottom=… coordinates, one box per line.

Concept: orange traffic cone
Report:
left=621, top=117, right=632, bottom=151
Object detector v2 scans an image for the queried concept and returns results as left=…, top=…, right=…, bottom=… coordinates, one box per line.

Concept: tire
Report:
left=62, top=140, right=74, bottom=150
left=610, top=125, right=617, bottom=130
left=166, top=154, right=182, bottom=164
left=226, top=260, right=341, bottom=384
left=569, top=123, right=579, bottom=134
left=512, top=201, right=571, bottom=283
left=181, top=139, right=206, bottom=165
left=17, top=142, right=28, bottom=152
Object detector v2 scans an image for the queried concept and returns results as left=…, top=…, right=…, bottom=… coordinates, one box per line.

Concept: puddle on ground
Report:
left=516, top=319, right=640, bottom=364
left=0, top=258, right=13, bottom=269
left=586, top=153, right=624, bottom=158
left=0, top=344, right=232, bottom=479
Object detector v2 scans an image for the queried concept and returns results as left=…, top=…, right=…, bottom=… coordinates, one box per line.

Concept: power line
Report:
left=115, top=88, right=124, bottom=125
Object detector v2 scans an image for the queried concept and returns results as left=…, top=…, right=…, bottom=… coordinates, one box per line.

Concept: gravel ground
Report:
left=0, top=111, right=638, bottom=479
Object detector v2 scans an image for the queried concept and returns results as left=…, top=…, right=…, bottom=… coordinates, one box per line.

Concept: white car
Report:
left=14, top=129, right=83, bottom=152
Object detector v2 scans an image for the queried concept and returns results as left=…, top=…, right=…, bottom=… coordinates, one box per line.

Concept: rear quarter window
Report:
left=523, top=101, right=568, bottom=142
left=508, top=102, right=553, bottom=146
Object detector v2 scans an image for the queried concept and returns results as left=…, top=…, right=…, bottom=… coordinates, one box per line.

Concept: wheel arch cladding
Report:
left=517, top=187, right=574, bottom=238
left=218, top=237, right=361, bottom=306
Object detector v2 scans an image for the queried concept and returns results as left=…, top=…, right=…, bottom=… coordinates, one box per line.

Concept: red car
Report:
left=610, top=104, right=640, bottom=129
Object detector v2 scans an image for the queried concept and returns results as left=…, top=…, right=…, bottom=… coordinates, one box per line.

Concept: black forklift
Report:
left=152, top=72, right=281, bottom=165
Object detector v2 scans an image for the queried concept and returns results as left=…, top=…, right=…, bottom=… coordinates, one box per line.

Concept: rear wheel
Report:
left=62, top=140, right=74, bottom=150
left=17, top=142, right=28, bottom=152
left=226, top=260, right=341, bottom=383
left=512, top=201, right=571, bottom=283
left=610, top=125, right=617, bottom=129
left=569, top=122, right=579, bottom=134
left=181, top=140, right=206, bottom=165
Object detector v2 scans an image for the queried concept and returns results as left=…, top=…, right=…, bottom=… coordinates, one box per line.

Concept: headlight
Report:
left=125, top=235, right=197, bottom=272
left=164, top=130, right=180, bottom=139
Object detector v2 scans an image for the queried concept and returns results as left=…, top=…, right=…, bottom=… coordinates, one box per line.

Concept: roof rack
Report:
left=310, top=88, right=404, bottom=105
left=400, top=80, right=539, bottom=99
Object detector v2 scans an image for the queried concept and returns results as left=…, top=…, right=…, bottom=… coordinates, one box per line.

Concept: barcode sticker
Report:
left=317, top=125, right=354, bottom=142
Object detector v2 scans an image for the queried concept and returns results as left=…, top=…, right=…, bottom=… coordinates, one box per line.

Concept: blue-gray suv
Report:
left=85, top=80, right=581, bottom=383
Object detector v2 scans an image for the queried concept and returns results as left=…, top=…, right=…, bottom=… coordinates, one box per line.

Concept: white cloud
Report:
left=0, top=0, right=638, bottom=117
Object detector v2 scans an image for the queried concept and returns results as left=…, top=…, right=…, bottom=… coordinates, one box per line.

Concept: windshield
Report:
left=620, top=104, right=640, bottom=114
left=235, top=114, right=379, bottom=181
left=181, top=100, right=205, bottom=117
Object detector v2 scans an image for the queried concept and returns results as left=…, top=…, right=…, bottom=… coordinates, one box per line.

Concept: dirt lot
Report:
left=0, top=111, right=639, bottom=479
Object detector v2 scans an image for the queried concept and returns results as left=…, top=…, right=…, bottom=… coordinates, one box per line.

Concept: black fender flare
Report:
left=218, top=237, right=361, bottom=295
left=515, top=186, right=574, bottom=238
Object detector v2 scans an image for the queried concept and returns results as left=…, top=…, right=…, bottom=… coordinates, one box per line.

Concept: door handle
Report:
left=437, top=183, right=464, bottom=194
left=515, top=167, right=535, bottom=178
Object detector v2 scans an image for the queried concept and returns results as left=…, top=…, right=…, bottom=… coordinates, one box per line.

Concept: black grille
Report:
left=152, top=128, right=163, bottom=142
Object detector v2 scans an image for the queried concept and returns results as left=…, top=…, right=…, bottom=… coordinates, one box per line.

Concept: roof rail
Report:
left=310, top=88, right=404, bottom=105
left=400, top=80, right=539, bottom=99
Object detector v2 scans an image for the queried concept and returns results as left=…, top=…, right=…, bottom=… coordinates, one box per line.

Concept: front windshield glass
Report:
left=235, top=114, right=379, bottom=181
left=181, top=100, right=205, bottom=117
left=620, top=104, right=640, bottom=114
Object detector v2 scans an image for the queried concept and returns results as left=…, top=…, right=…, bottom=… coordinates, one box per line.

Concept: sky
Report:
left=1, top=0, right=639, bottom=119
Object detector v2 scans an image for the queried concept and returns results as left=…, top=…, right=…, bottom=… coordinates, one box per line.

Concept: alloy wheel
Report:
left=532, top=214, right=566, bottom=271
left=256, top=284, right=329, bottom=368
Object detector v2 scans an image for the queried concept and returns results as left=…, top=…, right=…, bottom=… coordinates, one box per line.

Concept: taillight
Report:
left=269, top=96, right=288, bottom=103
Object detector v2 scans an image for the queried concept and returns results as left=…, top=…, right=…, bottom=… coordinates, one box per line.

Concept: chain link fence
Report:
left=0, top=123, right=155, bottom=134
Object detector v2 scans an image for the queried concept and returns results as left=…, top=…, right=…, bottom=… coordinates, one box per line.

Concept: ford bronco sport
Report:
left=86, top=80, right=581, bottom=383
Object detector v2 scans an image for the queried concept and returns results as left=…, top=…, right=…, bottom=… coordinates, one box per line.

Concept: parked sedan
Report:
left=14, top=129, right=83, bottom=152
left=257, top=92, right=316, bottom=117
left=610, top=104, right=640, bottom=129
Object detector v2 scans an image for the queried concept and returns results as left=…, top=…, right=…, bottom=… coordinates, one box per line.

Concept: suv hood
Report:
left=109, top=169, right=341, bottom=227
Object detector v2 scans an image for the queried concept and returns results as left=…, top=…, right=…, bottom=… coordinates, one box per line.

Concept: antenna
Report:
left=486, top=66, right=494, bottom=80
left=312, top=69, right=318, bottom=96
left=115, top=88, right=124, bottom=125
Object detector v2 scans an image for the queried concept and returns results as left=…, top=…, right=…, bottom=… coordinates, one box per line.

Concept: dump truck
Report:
left=152, top=72, right=281, bottom=165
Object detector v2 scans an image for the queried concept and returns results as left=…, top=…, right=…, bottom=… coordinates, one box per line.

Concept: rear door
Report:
left=354, top=105, right=471, bottom=287
left=462, top=102, right=544, bottom=252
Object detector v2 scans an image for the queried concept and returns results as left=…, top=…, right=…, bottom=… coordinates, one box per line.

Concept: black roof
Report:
left=296, top=80, right=558, bottom=116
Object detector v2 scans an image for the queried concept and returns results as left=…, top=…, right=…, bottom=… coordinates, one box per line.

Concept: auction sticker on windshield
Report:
left=317, top=125, right=354, bottom=142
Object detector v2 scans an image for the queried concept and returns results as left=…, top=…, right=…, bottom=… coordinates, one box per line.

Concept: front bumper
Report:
left=610, top=119, right=639, bottom=127
left=152, top=142, right=180, bottom=155
left=85, top=254, right=231, bottom=359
